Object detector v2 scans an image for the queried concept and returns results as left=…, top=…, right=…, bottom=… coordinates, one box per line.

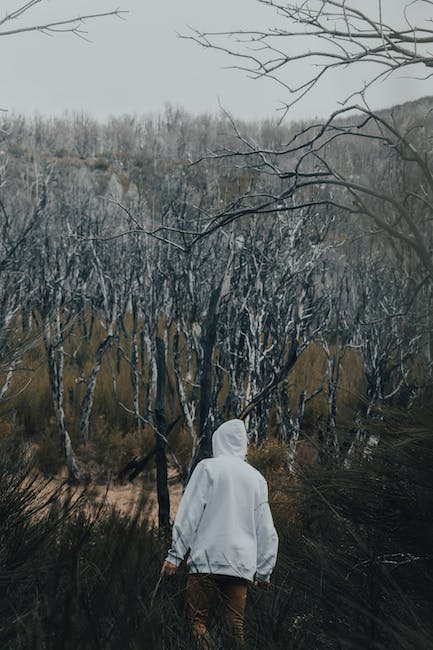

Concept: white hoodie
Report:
left=166, top=419, right=279, bottom=582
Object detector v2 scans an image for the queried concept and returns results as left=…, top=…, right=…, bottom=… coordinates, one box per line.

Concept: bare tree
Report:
left=78, top=237, right=122, bottom=443
left=189, top=1, right=433, bottom=114
left=183, top=4, right=431, bottom=283
left=185, top=1, right=433, bottom=378
left=155, top=334, right=170, bottom=529
left=33, top=233, right=82, bottom=483
left=0, top=2, right=125, bottom=39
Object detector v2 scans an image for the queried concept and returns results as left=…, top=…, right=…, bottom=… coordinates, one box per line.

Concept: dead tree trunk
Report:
left=155, top=334, right=170, bottom=530
left=80, top=327, right=115, bottom=442
left=43, top=300, right=80, bottom=483
left=173, top=323, right=198, bottom=475
left=195, top=284, right=223, bottom=465
left=0, top=360, right=16, bottom=401
left=130, top=295, right=140, bottom=431
left=287, top=390, right=306, bottom=472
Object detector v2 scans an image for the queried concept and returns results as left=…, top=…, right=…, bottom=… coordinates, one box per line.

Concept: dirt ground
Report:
left=39, top=467, right=184, bottom=527
left=92, top=469, right=183, bottom=525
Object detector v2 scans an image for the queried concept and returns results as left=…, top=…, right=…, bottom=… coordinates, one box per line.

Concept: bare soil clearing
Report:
left=32, top=467, right=183, bottom=526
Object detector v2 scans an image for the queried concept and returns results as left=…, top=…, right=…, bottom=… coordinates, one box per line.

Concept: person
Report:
left=160, top=418, right=279, bottom=648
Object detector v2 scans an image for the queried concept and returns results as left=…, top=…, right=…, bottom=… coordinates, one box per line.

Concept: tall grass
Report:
left=1, top=408, right=432, bottom=648
left=2, top=316, right=367, bottom=445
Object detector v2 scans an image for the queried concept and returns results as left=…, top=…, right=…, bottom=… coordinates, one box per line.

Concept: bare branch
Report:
left=0, top=7, right=127, bottom=38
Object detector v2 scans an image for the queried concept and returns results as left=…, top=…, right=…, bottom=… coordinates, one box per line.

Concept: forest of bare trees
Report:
left=1, top=1, right=433, bottom=648
left=0, top=97, right=429, bottom=479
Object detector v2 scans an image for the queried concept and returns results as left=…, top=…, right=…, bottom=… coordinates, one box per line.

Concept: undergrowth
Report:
left=0, top=409, right=432, bottom=648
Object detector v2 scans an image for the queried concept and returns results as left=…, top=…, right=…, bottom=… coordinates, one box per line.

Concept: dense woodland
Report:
left=0, top=101, right=431, bottom=475
left=1, top=95, right=433, bottom=649
left=2, top=1, right=433, bottom=647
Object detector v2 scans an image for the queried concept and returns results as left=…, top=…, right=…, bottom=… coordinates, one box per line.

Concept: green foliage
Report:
left=167, top=424, right=195, bottom=474
left=1, top=407, right=432, bottom=648
left=0, top=456, right=188, bottom=649
left=13, top=368, right=53, bottom=437
left=34, top=432, right=63, bottom=477
left=248, top=439, right=288, bottom=484
left=0, top=314, right=369, bottom=480
left=280, top=408, right=433, bottom=649
left=80, top=422, right=151, bottom=481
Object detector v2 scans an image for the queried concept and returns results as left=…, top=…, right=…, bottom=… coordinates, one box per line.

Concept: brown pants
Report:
left=185, top=573, right=248, bottom=649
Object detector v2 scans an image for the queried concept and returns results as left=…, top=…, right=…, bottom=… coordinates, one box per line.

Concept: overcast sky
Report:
left=2, top=0, right=432, bottom=123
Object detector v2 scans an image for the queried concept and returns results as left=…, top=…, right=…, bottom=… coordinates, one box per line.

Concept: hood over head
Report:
left=212, top=419, right=248, bottom=459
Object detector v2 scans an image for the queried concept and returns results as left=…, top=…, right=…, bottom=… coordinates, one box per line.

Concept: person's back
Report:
left=185, top=454, right=275, bottom=581
left=161, top=418, right=278, bottom=647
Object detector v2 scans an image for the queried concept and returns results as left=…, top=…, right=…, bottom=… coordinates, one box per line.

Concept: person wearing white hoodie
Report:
left=160, top=418, right=279, bottom=648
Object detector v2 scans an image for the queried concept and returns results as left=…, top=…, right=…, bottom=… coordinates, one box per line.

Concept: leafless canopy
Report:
left=188, top=0, right=433, bottom=114
left=0, top=1, right=126, bottom=40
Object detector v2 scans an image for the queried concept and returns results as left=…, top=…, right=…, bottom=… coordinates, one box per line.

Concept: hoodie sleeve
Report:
left=255, top=479, right=279, bottom=582
left=166, top=460, right=210, bottom=567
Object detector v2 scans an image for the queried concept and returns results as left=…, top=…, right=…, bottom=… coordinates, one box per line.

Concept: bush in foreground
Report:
left=0, top=409, right=432, bottom=648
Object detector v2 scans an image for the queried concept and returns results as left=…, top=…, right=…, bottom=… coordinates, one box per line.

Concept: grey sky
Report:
left=2, top=0, right=432, bottom=123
